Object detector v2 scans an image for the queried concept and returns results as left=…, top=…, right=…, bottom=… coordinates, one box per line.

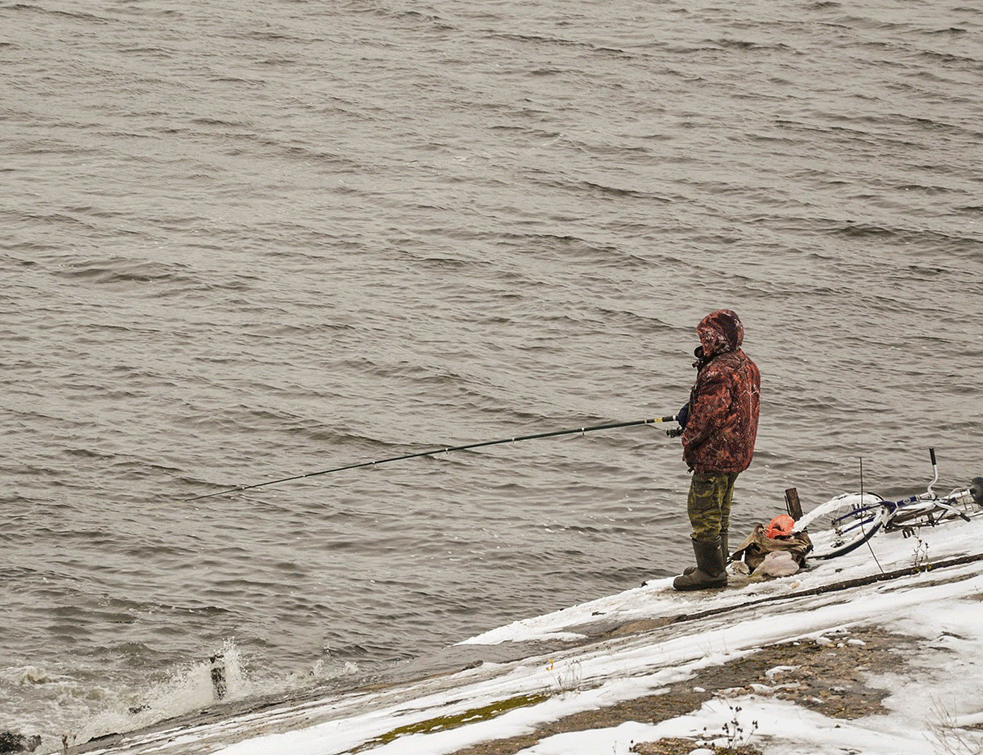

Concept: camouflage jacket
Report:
left=681, top=310, right=761, bottom=474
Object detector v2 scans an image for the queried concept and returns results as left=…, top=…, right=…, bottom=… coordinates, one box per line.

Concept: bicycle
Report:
left=793, top=449, right=983, bottom=560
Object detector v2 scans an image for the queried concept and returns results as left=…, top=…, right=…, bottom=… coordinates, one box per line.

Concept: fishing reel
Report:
left=665, top=404, right=688, bottom=438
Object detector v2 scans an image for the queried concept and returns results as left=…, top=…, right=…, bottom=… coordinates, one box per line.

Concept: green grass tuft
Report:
left=357, top=692, right=549, bottom=750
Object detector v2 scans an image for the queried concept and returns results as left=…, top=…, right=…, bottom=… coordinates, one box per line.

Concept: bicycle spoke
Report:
left=800, top=493, right=884, bottom=560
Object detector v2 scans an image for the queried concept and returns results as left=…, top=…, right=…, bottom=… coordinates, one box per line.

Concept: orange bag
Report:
left=764, top=514, right=795, bottom=539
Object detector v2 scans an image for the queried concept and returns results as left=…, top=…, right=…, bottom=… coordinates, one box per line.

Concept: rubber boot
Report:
left=673, top=538, right=728, bottom=591
left=683, top=532, right=729, bottom=576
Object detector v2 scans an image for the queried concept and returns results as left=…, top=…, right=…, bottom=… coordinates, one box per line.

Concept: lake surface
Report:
left=2, top=0, right=981, bottom=748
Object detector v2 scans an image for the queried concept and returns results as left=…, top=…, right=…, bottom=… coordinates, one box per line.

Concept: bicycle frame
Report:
left=883, top=486, right=979, bottom=534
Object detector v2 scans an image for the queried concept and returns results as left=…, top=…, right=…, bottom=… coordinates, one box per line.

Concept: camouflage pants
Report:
left=687, top=470, right=739, bottom=543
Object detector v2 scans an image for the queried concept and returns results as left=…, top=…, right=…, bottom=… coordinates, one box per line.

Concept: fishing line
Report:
left=860, top=456, right=885, bottom=574
left=184, top=415, right=678, bottom=503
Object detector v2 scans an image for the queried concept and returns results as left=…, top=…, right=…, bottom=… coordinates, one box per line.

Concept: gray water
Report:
left=2, top=0, right=982, bottom=748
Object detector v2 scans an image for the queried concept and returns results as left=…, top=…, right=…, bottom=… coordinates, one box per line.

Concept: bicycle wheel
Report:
left=797, top=493, right=885, bottom=560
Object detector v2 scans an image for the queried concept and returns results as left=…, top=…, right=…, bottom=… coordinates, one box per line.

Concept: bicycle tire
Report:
left=797, top=493, right=885, bottom=560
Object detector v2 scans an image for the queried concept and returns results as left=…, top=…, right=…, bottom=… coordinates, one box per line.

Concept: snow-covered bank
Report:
left=71, top=518, right=983, bottom=755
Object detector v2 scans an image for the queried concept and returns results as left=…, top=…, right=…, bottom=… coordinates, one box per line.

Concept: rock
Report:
left=0, top=731, right=41, bottom=754
left=210, top=654, right=227, bottom=700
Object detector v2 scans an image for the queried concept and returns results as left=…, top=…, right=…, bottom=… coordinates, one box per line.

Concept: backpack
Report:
left=731, top=516, right=813, bottom=574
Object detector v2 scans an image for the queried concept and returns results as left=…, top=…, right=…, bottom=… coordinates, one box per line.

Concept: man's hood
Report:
left=697, top=309, right=744, bottom=358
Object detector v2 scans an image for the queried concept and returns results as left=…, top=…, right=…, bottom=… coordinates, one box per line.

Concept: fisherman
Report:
left=672, top=309, right=760, bottom=591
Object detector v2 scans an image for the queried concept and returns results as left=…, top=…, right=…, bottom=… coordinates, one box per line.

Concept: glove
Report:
left=675, top=403, right=689, bottom=429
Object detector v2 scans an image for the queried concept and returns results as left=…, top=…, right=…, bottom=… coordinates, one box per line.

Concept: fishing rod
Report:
left=183, top=415, right=678, bottom=502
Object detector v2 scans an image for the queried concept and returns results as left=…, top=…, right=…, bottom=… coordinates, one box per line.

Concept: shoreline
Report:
left=61, top=537, right=983, bottom=754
